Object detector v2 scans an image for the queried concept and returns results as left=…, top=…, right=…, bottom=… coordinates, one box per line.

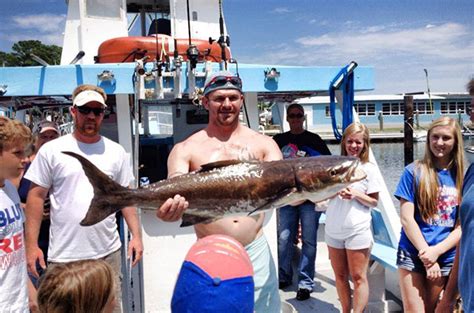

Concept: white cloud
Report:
left=4, top=14, right=66, bottom=47
left=12, top=14, right=66, bottom=33
left=272, top=7, right=291, bottom=14
left=236, top=22, right=473, bottom=94
left=295, top=23, right=472, bottom=61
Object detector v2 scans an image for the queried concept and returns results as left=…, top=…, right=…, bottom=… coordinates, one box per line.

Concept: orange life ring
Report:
left=95, top=34, right=231, bottom=63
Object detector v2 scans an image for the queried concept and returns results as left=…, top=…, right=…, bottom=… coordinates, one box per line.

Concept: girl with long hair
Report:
left=395, top=116, right=464, bottom=312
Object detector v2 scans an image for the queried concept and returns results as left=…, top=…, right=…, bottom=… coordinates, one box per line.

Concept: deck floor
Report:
left=278, top=240, right=402, bottom=313
left=279, top=240, right=343, bottom=312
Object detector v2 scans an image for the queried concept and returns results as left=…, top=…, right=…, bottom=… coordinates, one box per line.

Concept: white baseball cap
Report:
left=73, top=90, right=107, bottom=107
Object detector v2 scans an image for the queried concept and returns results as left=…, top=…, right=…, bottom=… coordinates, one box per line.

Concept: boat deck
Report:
left=279, top=242, right=343, bottom=312
left=278, top=236, right=403, bottom=312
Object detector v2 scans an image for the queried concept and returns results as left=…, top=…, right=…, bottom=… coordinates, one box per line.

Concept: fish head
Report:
left=293, top=156, right=366, bottom=202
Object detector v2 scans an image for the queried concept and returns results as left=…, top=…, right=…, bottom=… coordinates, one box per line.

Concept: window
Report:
left=413, top=102, right=433, bottom=115
left=86, top=0, right=121, bottom=19
left=381, top=102, right=403, bottom=115
left=441, top=102, right=448, bottom=114
left=352, top=102, right=376, bottom=116
left=440, top=101, right=469, bottom=114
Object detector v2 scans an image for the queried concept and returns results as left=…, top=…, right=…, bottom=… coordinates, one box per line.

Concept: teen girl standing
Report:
left=395, top=116, right=464, bottom=312
left=325, top=122, right=381, bottom=313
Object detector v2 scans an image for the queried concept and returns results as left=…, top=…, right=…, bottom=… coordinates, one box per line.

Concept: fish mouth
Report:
left=346, top=160, right=366, bottom=182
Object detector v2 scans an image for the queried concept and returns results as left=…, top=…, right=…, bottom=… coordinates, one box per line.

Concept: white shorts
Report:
left=325, top=229, right=373, bottom=250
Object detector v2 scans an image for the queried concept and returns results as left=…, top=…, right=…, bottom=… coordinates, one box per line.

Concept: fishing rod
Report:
left=217, top=0, right=229, bottom=70
left=185, top=0, right=199, bottom=69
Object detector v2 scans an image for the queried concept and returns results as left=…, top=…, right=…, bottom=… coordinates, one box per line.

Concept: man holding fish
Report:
left=157, top=71, right=283, bottom=312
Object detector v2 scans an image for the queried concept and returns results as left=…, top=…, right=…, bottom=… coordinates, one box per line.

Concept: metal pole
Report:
left=424, top=69, right=433, bottom=117
left=378, top=111, right=383, bottom=131
left=404, top=96, right=414, bottom=166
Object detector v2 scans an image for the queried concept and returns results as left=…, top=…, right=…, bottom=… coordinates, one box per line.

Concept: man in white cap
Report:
left=24, top=84, right=143, bottom=313
left=157, top=71, right=282, bottom=312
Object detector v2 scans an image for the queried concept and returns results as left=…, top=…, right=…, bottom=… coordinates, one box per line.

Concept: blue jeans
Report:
left=277, top=201, right=321, bottom=290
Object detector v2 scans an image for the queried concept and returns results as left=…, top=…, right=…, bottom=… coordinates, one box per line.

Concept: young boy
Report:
left=0, top=116, right=33, bottom=312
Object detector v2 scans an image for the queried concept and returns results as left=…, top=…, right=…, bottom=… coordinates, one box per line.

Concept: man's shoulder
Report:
left=303, top=130, right=324, bottom=140
left=272, top=131, right=287, bottom=140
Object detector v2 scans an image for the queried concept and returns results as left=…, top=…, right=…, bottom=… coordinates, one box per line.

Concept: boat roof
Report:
left=296, top=92, right=470, bottom=104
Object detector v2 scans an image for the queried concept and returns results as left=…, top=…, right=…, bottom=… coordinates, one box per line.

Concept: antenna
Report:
left=30, top=53, right=49, bottom=66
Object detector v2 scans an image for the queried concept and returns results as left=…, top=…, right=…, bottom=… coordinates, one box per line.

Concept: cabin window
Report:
left=192, top=11, right=198, bottom=21
left=86, top=0, right=121, bottom=19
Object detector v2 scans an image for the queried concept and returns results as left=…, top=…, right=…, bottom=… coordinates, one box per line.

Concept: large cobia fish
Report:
left=62, top=152, right=366, bottom=227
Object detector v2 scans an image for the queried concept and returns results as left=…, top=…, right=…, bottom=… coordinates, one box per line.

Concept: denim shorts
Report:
left=396, top=247, right=452, bottom=276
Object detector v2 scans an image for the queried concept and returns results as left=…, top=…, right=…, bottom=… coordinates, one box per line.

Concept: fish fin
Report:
left=198, top=159, right=243, bottom=172
left=62, top=151, right=129, bottom=226
left=247, top=189, right=299, bottom=216
left=179, top=212, right=221, bottom=227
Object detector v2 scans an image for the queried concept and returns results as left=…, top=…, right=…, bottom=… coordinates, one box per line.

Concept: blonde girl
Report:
left=395, top=116, right=464, bottom=312
left=325, top=122, right=381, bottom=313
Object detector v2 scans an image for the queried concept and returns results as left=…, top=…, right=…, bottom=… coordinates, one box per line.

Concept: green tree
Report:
left=1, top=40, right=62, bottom=66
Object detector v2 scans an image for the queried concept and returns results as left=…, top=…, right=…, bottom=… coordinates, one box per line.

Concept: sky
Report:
left=0, top=0, right=472, bottom=95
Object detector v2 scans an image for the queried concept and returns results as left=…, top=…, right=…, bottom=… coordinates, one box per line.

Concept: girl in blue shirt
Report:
left=395, top=116, right=464, bottom=312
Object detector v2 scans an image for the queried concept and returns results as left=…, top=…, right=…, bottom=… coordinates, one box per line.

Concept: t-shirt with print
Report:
left=395, top=162, right=458, bottom=263
left=273, top=130, right=331, bottom=159
left=0, top=180, right=29, bottom=312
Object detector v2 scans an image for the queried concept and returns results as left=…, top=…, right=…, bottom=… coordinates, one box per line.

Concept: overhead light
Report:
left=97, top=70, right=115, bottom=82
left=264, top=67, right=280, bottom=81
left=0, top=85, right=7, bottom=96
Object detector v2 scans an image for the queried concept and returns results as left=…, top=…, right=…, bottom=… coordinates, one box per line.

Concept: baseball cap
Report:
left=203, top=71, right=242, bottom=96
left=73, top=89, right=107, bottom=107
left=171, top=234, right=254, bottom=313
left=37, top=120, right=60, bottom=135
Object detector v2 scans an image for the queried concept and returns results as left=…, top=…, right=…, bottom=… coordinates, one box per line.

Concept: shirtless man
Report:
left=157, top=71, right=282, bottom=312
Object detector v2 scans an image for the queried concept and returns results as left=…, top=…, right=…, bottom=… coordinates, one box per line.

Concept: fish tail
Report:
left=62, top=151, right=130, bottom=226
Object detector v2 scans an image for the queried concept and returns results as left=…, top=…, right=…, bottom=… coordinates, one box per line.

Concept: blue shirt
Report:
left=459, top=163, right=474, bottom=312
left=395, top=163, right=459, bottom=263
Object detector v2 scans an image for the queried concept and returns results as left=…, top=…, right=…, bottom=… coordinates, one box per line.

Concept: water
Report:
left=327, top=142, right=426, bottom=209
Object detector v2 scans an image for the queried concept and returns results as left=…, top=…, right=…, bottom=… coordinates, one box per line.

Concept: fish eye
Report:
left=329, top=169, right=337, bottom=177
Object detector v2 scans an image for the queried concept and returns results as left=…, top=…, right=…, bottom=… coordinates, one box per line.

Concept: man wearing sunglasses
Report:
left=24, top=84, right=143, bottom=313
left=273, top=103, right=331, bottom=301
left=157, top=71, right=283, bottom=312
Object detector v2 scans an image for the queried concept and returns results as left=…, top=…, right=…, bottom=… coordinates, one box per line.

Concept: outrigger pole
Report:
left=218, top=0, right=228, bottom=70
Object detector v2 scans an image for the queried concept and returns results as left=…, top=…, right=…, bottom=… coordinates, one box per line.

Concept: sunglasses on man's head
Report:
left=288, top=113, right=304, bottom=119
left=204, top=76, right=242, bottom=91
left=76, top=106, right=105, bottom=116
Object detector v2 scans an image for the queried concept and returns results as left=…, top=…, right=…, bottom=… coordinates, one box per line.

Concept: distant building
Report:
left=272, top=93, right=471, bottom=133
